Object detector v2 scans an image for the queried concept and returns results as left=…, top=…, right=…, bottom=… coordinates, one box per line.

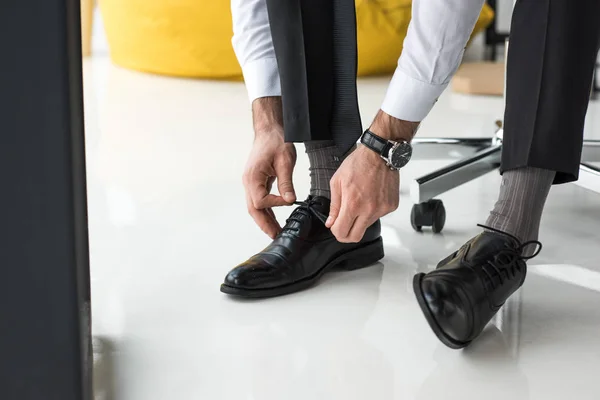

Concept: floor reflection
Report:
left=418, top=293, right=528, bottom=400
left=220, top=265, right=394, bottom=400
left=93, top=336, right=116, bottom=400
left=84, top=56, right=600, bottom=400
left=530, top=264, right=600, bottom=293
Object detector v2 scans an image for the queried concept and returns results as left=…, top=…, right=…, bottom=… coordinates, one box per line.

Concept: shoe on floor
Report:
left=220, top=196, right=384, bottom=298
left=413, top=225, right=541, bottom=349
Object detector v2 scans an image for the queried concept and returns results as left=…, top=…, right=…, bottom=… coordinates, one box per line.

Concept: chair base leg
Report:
left=575, top=163, right=600, bottom=194
left=410, top=144, right=502, bottom=205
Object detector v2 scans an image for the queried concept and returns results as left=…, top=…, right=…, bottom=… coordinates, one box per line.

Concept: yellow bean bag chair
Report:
left=100, top=0, right=494, bottom=79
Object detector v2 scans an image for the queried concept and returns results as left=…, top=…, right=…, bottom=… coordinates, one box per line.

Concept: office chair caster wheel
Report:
left=411, top=199, right=446, bottom=233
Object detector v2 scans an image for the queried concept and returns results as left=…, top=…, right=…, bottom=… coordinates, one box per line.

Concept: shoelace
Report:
left=282, top=198, right=328, bottom=234
left=476, top=224, right=542, bottom=291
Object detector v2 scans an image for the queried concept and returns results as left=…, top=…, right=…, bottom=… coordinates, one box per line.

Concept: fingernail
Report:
left=284, top=192, right=295, bottom=202
left=326, top=216, right=333, bottom=227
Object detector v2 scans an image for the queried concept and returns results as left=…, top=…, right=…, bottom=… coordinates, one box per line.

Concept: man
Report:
left=221, top=0, right=600, bottom=349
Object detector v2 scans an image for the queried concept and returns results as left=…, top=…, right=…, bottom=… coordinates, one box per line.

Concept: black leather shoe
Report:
left=413, top=225, right=541, bottom=349
left=221, top=196, right=384, bottom=298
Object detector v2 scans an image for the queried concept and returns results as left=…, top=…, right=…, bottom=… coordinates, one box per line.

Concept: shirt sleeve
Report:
left=231, top=0, right=281, bottom=102
left=381, top=0, right=486, bottom=122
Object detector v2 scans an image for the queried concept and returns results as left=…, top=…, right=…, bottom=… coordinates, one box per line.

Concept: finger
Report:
left=326, top=177, right=341, bottom=228
left=249, top=207, right=281, bottom=239
left=331, top=202, right=358, bottom=243
left=266, top=207, right=277, bottom=221
left=264, top=176, right=288, bottom=208
left=255, top=194, right=290, bottom=209
left=346, top=216, right=375, bottom=243
left=248, top=178, right=290, bottom=209
left=246, top=194, right=281, bottom=238
left=274, top=161, right=296, bottom=203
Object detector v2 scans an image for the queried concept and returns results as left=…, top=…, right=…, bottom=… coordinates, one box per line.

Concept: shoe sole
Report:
left=412, top=273, right=472, bottom=350
left=220, top=237, right=384, bottom=299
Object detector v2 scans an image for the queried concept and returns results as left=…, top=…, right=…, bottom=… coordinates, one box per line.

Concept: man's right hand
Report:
left=243, top=98, right=297, bottom=239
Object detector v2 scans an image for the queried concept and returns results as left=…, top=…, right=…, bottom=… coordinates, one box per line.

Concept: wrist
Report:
left=252, top=96, right=284, bottom=134
left=356, top=145, right=399, bottom=173
left=369, top=110, right=420, bottom=142
left=254, top=126, right=284, bottom=141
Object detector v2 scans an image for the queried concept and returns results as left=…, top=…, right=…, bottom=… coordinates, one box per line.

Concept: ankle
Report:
left=305, top=142, right=344, bottom=200
left=485, top=166, right=554, bottom=250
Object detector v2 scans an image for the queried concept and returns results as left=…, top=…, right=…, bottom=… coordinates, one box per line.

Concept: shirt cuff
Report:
left=380, top=67, right=448, bottom=122
left=242, top=58, right=281, bottom=102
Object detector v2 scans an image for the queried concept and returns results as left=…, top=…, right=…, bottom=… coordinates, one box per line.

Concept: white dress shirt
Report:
left=231, top=0, right=485, bottom=122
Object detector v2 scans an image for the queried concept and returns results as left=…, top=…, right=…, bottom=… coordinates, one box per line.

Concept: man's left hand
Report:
left=326, top=145, right=399, bottom=243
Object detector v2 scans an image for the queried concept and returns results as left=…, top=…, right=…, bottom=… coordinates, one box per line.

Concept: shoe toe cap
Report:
left=223, top=267, right=248, bottom=288
left=224, top=254, right=288, bottom=290
left=421, top=276, right=473, bottom=343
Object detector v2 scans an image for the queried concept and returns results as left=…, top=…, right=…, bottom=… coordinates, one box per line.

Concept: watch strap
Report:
left=360, top=129, right=393, bottom=158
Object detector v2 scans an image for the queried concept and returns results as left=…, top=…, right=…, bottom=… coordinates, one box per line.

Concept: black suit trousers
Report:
left=266, top=0, right=600, bottom=180
left=265, top=0, right=361, bottom=156
left=503, top=0, right=600, bottom=183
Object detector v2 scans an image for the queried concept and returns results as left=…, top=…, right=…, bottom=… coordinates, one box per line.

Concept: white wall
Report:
left=496, top=0, right=515, bottom=32
left=91, top=9, right=109, bottom=54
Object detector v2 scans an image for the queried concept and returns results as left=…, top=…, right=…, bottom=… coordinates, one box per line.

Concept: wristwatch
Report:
left=360, top=129, right=413, bottom=171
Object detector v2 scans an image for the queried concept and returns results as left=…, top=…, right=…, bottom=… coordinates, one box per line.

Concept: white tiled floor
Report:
left=85, top=56, right=600, bottom=400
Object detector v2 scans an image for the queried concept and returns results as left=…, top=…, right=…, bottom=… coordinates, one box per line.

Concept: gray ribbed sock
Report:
left=305, top=141, right=355, bottom=199
left=485, top=167, right=555, bottom=254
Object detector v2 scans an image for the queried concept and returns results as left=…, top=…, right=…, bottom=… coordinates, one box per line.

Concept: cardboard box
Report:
left=452, top=62, right=505, bottom=96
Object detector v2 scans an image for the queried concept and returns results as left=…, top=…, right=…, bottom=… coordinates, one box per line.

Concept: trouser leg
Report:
left=265, top=0, right=362, bottom=155
left=501, top=0, right=600, bottom=184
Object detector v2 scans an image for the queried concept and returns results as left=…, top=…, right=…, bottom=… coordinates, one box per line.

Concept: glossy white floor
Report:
left=85, top=56, right=600, bottom=400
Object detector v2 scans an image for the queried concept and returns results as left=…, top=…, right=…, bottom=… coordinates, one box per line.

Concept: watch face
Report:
left=390, top=142, right=412, bottom=169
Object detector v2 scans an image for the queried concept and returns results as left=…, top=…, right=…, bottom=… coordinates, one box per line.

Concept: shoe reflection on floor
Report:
left=238, top=265, right=395, bottom=400
left=417, top=293, right=529, bottom=400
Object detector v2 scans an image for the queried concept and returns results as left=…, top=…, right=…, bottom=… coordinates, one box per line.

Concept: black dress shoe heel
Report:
left=412, top=225, right=542, bottom=349
left=413, top=272, right=471, bottom=349
left=337, top=237, right=384, bottom=271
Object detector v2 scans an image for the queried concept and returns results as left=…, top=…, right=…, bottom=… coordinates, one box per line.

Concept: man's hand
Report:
left=243, top=97, right=296, bottom=239
left=326, top=110, right=420, bottom=243
left=326, top=146, right=398, bottom=242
